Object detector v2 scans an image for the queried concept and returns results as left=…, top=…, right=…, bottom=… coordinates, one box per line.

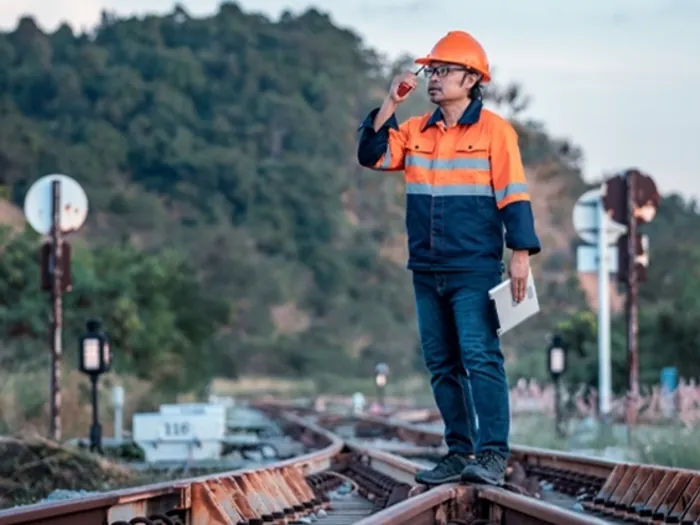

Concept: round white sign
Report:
left=23, top=174, right=89, bottom=235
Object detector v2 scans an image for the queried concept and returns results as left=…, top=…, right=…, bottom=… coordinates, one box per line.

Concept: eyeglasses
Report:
left=423, top=66, right=467, bottom=78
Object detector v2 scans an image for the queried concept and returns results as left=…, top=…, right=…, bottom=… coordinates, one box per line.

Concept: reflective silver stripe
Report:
left=406, top=183, right=494, bottom=197
left=405, top=154, right=490, bottom=171
left=376, top=147, right=392, bottom=169
left=494, top=182, right=529, bottom=203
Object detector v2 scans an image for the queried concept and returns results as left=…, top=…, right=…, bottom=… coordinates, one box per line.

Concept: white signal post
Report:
left=573, top=186, right=626, bottom=421
left=596, top=191, right=612, bottom=417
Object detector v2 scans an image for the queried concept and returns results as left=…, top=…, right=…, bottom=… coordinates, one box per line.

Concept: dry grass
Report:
left=0, top=369, right=156, bottom=438
left=0, top=369, right=433, bottom=437
left=211, top=374, right=432, bottom=404
left=211, top=376, right=317, bottom=397
left=0, top=434, right=136, bottom=508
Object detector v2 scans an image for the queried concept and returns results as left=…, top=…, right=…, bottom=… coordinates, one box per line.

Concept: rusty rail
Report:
left=0, top=412, right=341, bottom=525
left=0, top=408, right=629, bottom=525
left=342, top=442, right=612, bottom=524
left=339, top=412, right=700, bottom=524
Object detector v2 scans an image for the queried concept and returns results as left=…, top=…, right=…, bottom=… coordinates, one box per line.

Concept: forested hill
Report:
left=0, top=4, right=697, bottom=398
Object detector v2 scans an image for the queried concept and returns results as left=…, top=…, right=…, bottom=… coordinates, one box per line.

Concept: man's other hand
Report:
left=509, top=250, right=529, bottom=303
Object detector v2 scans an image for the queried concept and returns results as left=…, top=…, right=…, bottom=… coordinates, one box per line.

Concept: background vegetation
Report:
left=0, top=3, right=698, bottom=436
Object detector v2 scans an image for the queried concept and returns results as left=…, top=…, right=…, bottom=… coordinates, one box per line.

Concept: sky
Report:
left=1, top=0, right=699, bottom=199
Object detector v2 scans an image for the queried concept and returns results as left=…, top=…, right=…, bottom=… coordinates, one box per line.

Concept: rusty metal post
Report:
left=625, top=171, right=639, bottom=433
left=49, top=180, right=63, bottom=441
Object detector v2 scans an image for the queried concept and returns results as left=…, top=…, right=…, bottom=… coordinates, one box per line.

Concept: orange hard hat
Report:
left=415, top=31, right=491, bottom=83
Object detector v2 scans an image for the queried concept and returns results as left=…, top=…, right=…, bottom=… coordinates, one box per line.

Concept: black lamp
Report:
left=78, top=318, right=111, bottom=453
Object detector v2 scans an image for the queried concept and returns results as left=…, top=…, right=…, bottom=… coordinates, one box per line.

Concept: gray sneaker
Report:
left=460, top=450, right=507, bottom=486
left=415, top=452, right=475, bottom=485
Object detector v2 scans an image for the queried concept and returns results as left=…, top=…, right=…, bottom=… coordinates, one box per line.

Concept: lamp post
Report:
left=78, top=318, right=111, bottom=454
left=548, top=334, right=567, bottom=438
left=374, top=363, right=389, bottom=408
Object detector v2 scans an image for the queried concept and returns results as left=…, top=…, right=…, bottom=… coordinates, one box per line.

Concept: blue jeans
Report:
left=413, top=271, right=510, bottom=458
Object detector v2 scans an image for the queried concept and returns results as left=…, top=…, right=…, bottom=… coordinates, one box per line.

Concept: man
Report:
left=356, top=30, right=540, bottom=486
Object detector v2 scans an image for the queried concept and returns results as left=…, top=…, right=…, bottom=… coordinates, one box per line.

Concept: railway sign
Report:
left=23, top=174, right=89, bottom=235
left=603, top=170, right=660, bottom=225
left=600, top=169, right=660, bottom=431
left=572, top=188, right=626, bottom=245
left=576, top=245, right=619, bottom=274
left=23, top=173, right=89, bottom=442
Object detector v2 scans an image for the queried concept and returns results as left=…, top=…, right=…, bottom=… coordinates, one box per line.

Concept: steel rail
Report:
left=0, top=412, right=343, bottom=525
left=345, top=412, right=700, bottom=524
left=0, top=409, right=622, bottom=525
left=344, top=442, right=612, bottom=524
left=347, top=413, right=616, bottom=477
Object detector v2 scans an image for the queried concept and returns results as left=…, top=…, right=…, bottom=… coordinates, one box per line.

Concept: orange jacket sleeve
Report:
left=490, top=121, right=541, bottom=254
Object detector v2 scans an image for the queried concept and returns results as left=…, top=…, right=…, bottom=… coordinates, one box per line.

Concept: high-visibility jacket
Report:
left=357, top=98, right=540, bottom=273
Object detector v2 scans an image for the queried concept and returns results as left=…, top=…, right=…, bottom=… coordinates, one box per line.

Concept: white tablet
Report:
left=488, top=268, right=540, bottom=335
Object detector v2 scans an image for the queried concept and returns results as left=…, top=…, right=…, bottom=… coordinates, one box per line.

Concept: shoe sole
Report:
left=414, top=473, right=462, bottom=485
left=460, top=471, right=505, bottom=486
left=415, top=458, right=478, bottom=486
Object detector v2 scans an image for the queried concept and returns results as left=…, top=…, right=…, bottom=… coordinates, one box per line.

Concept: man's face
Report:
left=425, top=61, right=480, bottom=104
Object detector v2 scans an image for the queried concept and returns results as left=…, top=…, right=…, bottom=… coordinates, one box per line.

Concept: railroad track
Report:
left=1, top=409, right=620, bottom=525
left=3, top=406, right=700, bottom=524
left=313, top=411, right=700, bottom=524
